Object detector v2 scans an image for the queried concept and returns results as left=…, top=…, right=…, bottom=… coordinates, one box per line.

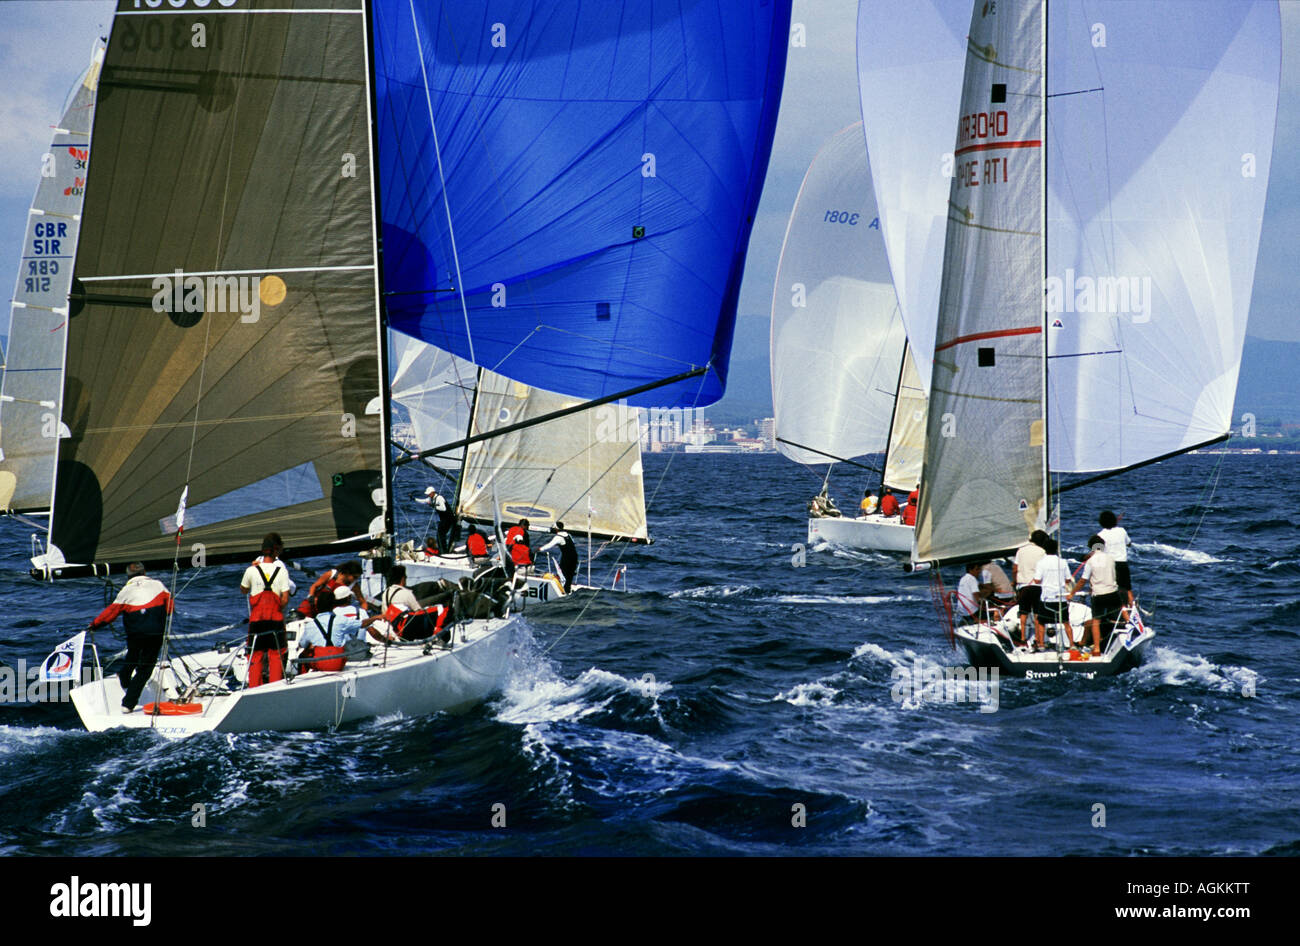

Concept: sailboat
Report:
left=387, top=346, right=649, bottom=602
left=0, top=40, right=103, bottom=521
left=769, top=122, right=926, bottom=553
left=860, top=0, right=1279, bottom=676
left=38, top=0, right=791, bottom=733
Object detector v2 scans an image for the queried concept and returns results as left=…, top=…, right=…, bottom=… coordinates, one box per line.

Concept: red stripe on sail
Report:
left=954, top=139, right=1041, bottom=156
left=935, top=326, right=1041, bottom=353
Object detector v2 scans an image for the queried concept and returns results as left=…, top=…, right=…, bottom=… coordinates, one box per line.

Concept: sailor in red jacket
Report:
left=89, top=562, right=173, bottom=713
left=879, top=489, right=901, bottom=518
left=902, top=489, right=919, bottom=526
left=240, top=532, right=292, bottom=687
left=509, top=532, right=534, bottom=572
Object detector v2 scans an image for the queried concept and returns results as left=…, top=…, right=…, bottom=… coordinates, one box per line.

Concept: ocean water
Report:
left=0, top=452, right=1297, bottom=856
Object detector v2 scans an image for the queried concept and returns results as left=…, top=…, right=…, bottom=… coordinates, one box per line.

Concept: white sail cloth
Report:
left=770, top=122, right=906, bottom=467
left=861, top=0, right=1279, bottom=493
left=458, top=370, right=648, bottom=541
left=389, top=331, right=475, bottom=465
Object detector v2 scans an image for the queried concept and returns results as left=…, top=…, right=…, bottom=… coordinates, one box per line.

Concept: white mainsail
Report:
left=770, top=122, right=908, bottom=468
left=914, top=0, right=1046, bottom=565
left=0, top=42, right=103, bottom=514
left=457, top=370, right=648, bottom=542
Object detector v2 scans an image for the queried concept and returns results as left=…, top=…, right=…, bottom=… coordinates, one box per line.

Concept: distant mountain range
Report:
left=708, top=326, right=1300, bottom=427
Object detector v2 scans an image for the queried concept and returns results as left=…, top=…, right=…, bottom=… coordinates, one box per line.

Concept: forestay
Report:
left=771, top=122, right=906, bottom=468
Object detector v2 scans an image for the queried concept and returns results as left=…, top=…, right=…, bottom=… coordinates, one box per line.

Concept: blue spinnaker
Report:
left=373, top=0, right=790, bottom=408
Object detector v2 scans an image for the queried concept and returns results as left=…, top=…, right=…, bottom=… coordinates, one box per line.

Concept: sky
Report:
left=1, top=0, right=1297, bottom=365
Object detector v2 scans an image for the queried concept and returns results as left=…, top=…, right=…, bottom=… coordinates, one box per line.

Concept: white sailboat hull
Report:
left=807, top=514, right=913, bottom=552
left=70, top=617, right=520, bottom=737
left=953, top=604, right=1154, bottom=679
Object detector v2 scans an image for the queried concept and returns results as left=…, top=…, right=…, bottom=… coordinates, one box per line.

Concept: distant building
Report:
left=758, top=417, right=776, bottom=451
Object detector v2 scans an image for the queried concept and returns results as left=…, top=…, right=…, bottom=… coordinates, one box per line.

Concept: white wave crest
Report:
left=669, top=584, right=755, bottom=600
left=1138, top=646, right=1258, bottom=694
left=1132, top=542, right=1223, bottom=564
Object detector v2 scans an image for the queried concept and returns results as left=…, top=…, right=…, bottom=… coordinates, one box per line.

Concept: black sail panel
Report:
left=52, top=0, right=384, bottom=569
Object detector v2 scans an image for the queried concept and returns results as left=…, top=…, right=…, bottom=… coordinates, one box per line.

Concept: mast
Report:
left=363, top=0, right=395, bottom=549
left=1040, top=0, right=1051, bottom=534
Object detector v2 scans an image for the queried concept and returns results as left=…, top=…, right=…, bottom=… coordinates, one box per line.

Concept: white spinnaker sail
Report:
left=883, top=345, right=926, bottom=492
left=389, top=332, right=475, bottom=466
left=857, top=1, right=969, bottom=395
left=914, top=0, right=1045, bottom=564
left=458, top=370, right=648, bottom=541
left=0, top=43, right=103, bottom=513
left=1043, top=1, right=1279, bottom=473
left=770, top=122, right=906, bottom=467
left=861, top=0, right=1280, bottom=476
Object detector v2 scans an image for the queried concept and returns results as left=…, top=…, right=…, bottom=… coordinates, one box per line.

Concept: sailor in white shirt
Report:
left=1097, top=509, right=1134, bottom=603
left=1031, top=537, right=1072, bottom=650
left=953, top=562, right=983, bottom=626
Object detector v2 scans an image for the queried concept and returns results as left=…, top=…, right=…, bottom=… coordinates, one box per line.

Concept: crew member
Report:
left=902, top=489, right=919, bottom=527
left=1097, top=510, right=1134, bottom=604
left=509, top=531, right=534, bottom=574
left=465, top=525, right=490, bottom=564
left=506, top=518, right=531, bottom=548
left=241, top=532, right=292, bottom=687
left=363, top=565, right=422, bottom=642
left=1031, top=537, right=1071, bottom=651
left=297, top=560, right=364, bottom=617
left=953, top=561, right=983, bottom=626
left=860, top=490, right=879, bottom=516
left=1070, top=535, right=1123, bottom=656
left=90, top=562, right=173, bottom=713
left=1012, top=530, right=1048, bottom=647
left=879, top=489, right=900, bottom=518
left=538, top=522, right=579, bottom=594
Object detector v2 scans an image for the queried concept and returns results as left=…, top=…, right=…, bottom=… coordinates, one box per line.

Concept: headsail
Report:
left=913, top=0, right=1046, bottom=565
left=1043, top=1, right=1279, bottom=474
left=857, top=0, right=970, bottom=394
left=47, top=1, right=387, bottom=572
left=0, top=42, right=104, bottom=515
left=457, top=371, right=648, bottom=543
left=770, top=123, right=907, bottom=468
left=389, top=331, right=474, bottom=468
left=882, top=345, right=926, bottom=492
left=371, top=0, right=792, bottom=408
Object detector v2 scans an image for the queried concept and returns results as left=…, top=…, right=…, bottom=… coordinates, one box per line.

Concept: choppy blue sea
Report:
left=0, top=452, right=1296, bottom=856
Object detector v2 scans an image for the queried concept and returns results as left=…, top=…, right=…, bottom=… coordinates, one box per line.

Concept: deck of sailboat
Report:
left=69, top=616, right=520, bottom=737
left=955, top=604, right=1154, bottom=679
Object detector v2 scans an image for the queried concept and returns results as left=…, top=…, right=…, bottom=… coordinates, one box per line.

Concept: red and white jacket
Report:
left=91, top=575, right=173, bottom=636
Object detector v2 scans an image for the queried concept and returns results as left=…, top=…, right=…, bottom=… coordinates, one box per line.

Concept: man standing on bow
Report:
left=89, top=562, right=173, bottom=713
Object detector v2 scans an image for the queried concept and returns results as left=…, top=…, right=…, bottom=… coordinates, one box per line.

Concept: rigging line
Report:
left=775, top=437, right=881, bottom=474
left=543, top=367, right=711, bottom=656
left=1135, top=448, right=1225, bottom=618
left=409, top=0, right=475, bottom=366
